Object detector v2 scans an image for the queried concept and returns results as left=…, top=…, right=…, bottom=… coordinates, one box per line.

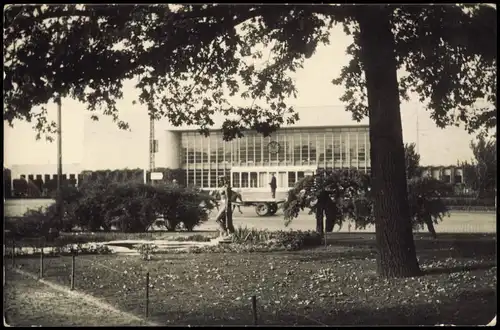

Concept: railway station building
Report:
left=164, top=114, right=371, bottom=199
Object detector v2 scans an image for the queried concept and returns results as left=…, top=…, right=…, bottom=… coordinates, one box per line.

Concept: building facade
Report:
left=166, top=125, right=371, bottom=197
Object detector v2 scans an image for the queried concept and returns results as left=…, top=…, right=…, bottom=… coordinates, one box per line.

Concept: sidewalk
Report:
left=4, top=269, right=156, bottom=327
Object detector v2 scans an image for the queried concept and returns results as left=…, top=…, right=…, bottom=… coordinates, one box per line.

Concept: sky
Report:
left=3, top=24, right=481, bottom=170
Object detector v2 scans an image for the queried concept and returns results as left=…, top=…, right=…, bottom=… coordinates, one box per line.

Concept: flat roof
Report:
left=168, top=124, right=368, bottom=133
left=161, top=105, right=370, bottom=132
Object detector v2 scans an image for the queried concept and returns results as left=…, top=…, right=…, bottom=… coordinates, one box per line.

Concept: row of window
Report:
left=185, top=168, right=370, bottom=189
left=180, top=129, right=370, bottom=166
left=19, top=174, right=79, bottom=182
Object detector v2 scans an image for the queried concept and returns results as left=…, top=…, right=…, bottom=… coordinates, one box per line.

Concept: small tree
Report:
left=283, top=169, right=371, bottom=233
left=463, top=136, right=497, bottom=198
left=404, top=143, right=422, bottom=179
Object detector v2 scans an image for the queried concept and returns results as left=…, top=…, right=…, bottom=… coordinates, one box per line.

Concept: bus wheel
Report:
left=268, top=203, right=278, bottom=215
left=255, top=203, right=269, bottom=216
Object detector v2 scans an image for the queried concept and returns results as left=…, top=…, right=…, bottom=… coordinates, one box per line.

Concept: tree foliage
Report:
left=462, top=135, right=497, bottom=198
left=404, top=143, right=422, bottom=179
left=283, top=169, right=451, bottom=236
left=283, top=169, right=371, bottom=231
left=4, top=4, right=496, bottom=278
left=4, top=4, right=495, bottom=139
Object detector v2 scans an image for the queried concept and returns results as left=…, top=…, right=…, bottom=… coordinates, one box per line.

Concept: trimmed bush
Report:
left=5, top=207, right=59, bottom=240
left=231, top=227, right=323, bottom=251
left=56, top=181, right=213, bottom=233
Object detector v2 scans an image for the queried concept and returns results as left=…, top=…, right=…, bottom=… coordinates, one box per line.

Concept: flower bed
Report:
left=4, top=242, right=112, bottom=258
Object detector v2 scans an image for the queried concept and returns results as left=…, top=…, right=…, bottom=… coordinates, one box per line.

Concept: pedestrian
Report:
left=269, top=173, right=277, bottom=199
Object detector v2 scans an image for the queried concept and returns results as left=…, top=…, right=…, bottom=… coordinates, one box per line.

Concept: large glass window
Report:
left=293, top=133, right=301, bottom=165
left=247, top=135, right=255, bottom=164
left=358, top=131, right=366, bottom=162
left=224, top=141, right=231, bottom=165
left=187, top=169, right=195, bottom=186
left=263, top=136, right=270, bottom=164
left=187, top=134, right=195, bottom=164
left=301, top=133, right=309, bottom=165
left=333, top=132, right=341, bottom=162
left=278, top=134, right=285, bottom=163
left=210, top=135, right=217, bottom=164
left=202, top=136, right=209, bottom=163
left=310, top=133, right=317, bottom=165
left=340, top=133, right=348, bottom=167
left=349, top=132, right=358, bottom=164
left=255, top=135, right=262, bottom=165
left=202, top=169, right=209, bottom=187
left=209, top=170, right=218, bottom=188
left=195, top=169, right=202, bottom=186
left=240, top=137, right=247, bottom=164
left=232, top=172, right=240, bottom=188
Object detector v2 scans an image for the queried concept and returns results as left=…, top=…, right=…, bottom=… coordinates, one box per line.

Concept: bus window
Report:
left=258, top=172, right=267, bottom=187
left=241, top=172, right=249, bottom=188
left=278, top=172, right=287, bottom=188
left=250, top=172, right=258, bottom=188
left=288, top=172, right=296, bottom=187
left=232, top=172, right=240, bottom=188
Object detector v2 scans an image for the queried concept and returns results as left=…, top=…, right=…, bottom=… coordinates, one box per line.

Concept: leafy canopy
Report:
left=3, top=4, right=496, bottom=140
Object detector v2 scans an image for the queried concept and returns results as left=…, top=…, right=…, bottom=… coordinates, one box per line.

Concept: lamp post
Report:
left=56, top=96, right=63, bottom=229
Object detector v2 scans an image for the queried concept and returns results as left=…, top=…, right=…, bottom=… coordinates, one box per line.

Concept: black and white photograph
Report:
left=3, top=3, right=497, bottom=326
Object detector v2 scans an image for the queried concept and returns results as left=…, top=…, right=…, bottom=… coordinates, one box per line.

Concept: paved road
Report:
left=5, top=199, right=496, bottom=234
left=197, top=206, right=497, bottom=233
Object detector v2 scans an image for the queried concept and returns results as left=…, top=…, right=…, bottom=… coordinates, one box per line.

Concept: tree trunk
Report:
left=315, top=204, right=324, bottom=234
left=225, top=185, right=235, bottom=234
left=357, top=6, right=421, bottom=278
left=424, top=214, right=437, bottom=239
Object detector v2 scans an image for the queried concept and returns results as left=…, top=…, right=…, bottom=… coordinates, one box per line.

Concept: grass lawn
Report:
left=5, top=233, right=496, bottom=326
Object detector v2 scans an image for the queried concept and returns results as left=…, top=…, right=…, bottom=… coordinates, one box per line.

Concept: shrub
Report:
left=135, top=243, right=158, bottom=260
left=5, top=207, right=59, bottom=240
left=271, top=230, right=323, bottom=250
left=283, top=168, right=371, bottom=231
left=283, top=169, right=452, bottom=236
left=230, top=227, right=322, bottom=251
left=154, top=184, right=213, bottom=232
left=407, top=177, right=451, bottom=234
left=44, top=179, right=214, bottom=234
left=5, top=243, right=112, bottom=258
left=231, top=227, right=272, bottom=244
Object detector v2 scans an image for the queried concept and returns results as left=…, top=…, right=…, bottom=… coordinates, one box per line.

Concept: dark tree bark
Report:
left=424, top=214, right=437, bottom=239
left=357, top=6, right=421, bottom=278
left=225, top=185, right=235, bottom=234
left=324, top=200, right=336, bottom=233
left=315, top=204, right=324, bottom=234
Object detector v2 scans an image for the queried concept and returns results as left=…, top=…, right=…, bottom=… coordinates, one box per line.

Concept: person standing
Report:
left=269, top=173, right=277, bottom=199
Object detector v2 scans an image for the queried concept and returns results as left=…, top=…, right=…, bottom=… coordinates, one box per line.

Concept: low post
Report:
left=70, top=254, right=75, bottom=290
left=145, top=272, right=150, bottom=318
left=39, top=247, right=44, bottom=278
left=251, top=295, right=258, bottom=325
left=11, top=240, right=15, bottom=267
